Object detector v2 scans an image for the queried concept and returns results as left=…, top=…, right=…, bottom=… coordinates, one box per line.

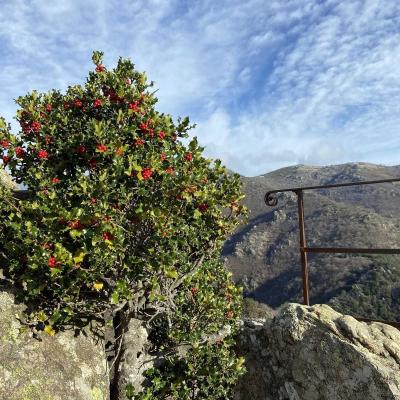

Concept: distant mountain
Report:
left=223, top=163, right=400, bottom=321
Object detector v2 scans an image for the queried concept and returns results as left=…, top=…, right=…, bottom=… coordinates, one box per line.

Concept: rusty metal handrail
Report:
left=264, top=177, right=400, bottom=329
left=264, top=177, right=400, bottom=206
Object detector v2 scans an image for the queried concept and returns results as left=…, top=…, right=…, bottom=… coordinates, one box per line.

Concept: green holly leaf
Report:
left=165, top=268, right=178, bottom=279
left=69, top=230, right=82, bottom=239
left=73, top=249, right=86, bottom=264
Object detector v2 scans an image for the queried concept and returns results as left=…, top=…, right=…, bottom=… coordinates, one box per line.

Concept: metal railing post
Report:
left=264, top=177, right=400, bottom=328
left=295, top=189, right=310, bottom=306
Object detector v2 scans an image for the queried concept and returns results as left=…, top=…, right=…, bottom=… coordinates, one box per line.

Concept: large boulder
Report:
left=235, top=303, right=400, bottom=400
left=0, top=289, right=109, bottom=400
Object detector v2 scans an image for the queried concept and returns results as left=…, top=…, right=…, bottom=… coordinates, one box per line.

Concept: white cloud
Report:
left=0, top=0, right=400, bottom=176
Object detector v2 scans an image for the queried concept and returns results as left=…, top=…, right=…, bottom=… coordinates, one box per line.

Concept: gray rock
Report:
left=0, top=169, right=17, bottom=190
left=235, top=303, right=400, bottom=400
left=0, top=289, right=109, bottom=400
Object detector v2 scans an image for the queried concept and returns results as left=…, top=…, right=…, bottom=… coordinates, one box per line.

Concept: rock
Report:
left=235, top=303, right=400, bottom=400
left=0, top=289, right=109, bottom=400
left=0, top=169, right=17, bottom=190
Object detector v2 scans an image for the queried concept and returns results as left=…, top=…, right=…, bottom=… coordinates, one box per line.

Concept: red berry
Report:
left=96, top=143, right=107, bottom=152
left=48, top=257, right=58, bottom=268
left=46, top=104, right=52, bottom=112
left=51, top=177, right=60, bottom=184
left=90, top=198, right=97, bottom=204
left=134, top=139, right=144, bottom=147
left=158, top=131, right=166, bottom=140
left=184, top=152, right=193, bottom=161
left=89, top=158, right=97, bottom=168
left=102, top=231, right=114, bottom=241
left=128, top=102, right=139, bottom=112
left=197, top=203, right=209, bottom=213
left=94, top=99, right=102, bottom=108
left=38, top=149, right=48, bottom=159
left=0, top=140, right=10, bottom=148
left=141, top=167, right=153, bottom=180
left=77, top=145, right=86, bottom=154
left=74, top=99, right=83, bottom=108
left=2, top=155, right=10, bottom=165
left=160, top=153, right=167, bottom=161
left=190, top=287, right=199, bottom=295
left=96, top=64, right=106, bottom=72
left=15, top=147, right=25, bottom=158
left=68, top=220, right=84, bottom=230
left=31, top=121, right=41, bottom=132
left=165, top=167, right=174, bottom=175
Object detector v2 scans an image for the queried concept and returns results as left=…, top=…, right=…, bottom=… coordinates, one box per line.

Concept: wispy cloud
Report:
left=0, top=0, right=399, bottom=176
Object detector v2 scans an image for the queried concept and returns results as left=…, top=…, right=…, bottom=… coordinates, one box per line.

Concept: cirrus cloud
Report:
left=0, top=0, right=399, bottom=176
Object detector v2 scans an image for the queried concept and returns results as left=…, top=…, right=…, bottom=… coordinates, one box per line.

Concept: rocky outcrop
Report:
left=0, top=289, right=109, bottom=400
left=0, top=169, right=16, bottom=189
left=235, top=303, right=400, bottom=400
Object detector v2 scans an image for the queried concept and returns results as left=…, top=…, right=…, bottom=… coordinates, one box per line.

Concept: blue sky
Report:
left=1, top=0, right=399, bottom=176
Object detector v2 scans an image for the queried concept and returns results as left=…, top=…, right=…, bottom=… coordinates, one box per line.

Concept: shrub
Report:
left=0, top=51, right=246, bottom=398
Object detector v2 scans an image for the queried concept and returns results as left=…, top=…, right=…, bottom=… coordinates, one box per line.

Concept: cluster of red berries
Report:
left=96, top=144, right=107, bottom=152
left=48, top=257, right=58, bottom=268
left=102, top=231, right=114, bottom=241
left=15, top=147, right=25, bottom=158
left=197, top=203, right=209, bottom=213
left=0, top=140, right=10, bottom=148
left=139, top=121, right=155, bottom=137
left=141, top=167, right=153, bottom=180
left=38, top=149, right=48, bottom=159
left=96, top=64, right=106, bottom=72
left=68, top=220, right=84, bottom=230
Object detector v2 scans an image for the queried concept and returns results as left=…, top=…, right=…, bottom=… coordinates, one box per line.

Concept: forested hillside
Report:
left=224, top=163, right=400, bottom=321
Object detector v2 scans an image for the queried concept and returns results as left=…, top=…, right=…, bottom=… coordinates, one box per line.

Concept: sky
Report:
left=0, top=0, right=399, bottom=176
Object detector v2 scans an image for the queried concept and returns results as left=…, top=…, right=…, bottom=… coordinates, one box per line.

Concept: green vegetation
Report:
left=329, top=255, right=400, bottom=321
left=0, top=51, right=246, bottom=399
left=227, top=163, right=400, bottom=323
left=242, top=297, right=276, bottom=319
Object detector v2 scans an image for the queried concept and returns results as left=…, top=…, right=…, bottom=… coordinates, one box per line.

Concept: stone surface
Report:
left=0, top=289, right=109, bottom=400
left=235, top=303, right=400, bottom=400
left=0, top=169, right=17, bottom=189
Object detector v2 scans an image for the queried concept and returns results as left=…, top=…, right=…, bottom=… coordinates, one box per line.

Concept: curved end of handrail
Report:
left=264, top=191, right=279, bottom=207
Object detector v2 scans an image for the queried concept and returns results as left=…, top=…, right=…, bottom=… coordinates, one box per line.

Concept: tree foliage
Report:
left=0, top=51, right=246, bottom=398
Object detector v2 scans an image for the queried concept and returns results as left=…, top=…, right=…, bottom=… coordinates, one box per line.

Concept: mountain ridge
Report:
left=224, top=162, right=400, bottom=320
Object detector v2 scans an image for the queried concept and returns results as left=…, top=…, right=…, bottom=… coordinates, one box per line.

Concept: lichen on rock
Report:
left=0, top=169, right=17, bottom=190
left=0, top=290, right=109, bottom=400
left=235, top=303, right=400, bottom=400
